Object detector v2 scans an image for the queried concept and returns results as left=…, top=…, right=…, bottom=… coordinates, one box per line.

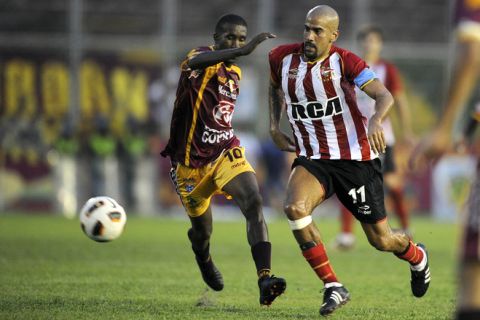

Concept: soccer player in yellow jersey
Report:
left=161, top=14, right=286, bottom=305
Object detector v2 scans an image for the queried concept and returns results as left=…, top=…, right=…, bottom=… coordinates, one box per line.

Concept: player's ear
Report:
left=330, top=30, right=339, bottom=43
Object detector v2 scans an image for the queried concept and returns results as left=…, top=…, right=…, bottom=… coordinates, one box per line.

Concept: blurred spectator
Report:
left=409, top=1, right=480, bottom=319
left=117, top=116, right=147, bottom=210
left=54, top=116, right=79, bottom=156
left=259, top=139, right=289, bottom=212
left=335, top=26, right=415, bottom=249
left=86, top=115, right=116, bottom=197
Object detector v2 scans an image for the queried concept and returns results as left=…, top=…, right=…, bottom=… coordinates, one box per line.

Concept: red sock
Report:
left=390, top=188, right=409, bottom=230
left=302, top=243, right=338, bottom=284
left=340, top=205, right=354, bottom=233
left=395, top=240, right=424, bottom=265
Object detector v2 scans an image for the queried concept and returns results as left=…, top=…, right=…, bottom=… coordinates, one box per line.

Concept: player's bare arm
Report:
left=188, top=32, right=275, bottom=70
left=362, top=79, right=394, bottom=154
left=268, top=80, right=296, bottom=152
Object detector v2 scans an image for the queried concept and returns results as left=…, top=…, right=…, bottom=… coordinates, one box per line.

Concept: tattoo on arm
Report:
left=269, top=82, right=286, bottom=130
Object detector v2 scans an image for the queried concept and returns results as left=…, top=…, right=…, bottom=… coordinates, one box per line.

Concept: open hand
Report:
left=240, top=32, right=276, bottom=56
left=367, top=118, right=386, bottom=155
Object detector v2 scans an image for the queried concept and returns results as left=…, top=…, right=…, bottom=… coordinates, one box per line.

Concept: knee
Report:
left=192, top=227, right=212, bottom=242
left=239, top=190, right=263, bottom=214
left=284, top=203, right=309, bottom=220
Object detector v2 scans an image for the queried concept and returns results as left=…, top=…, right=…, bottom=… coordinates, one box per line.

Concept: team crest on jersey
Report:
left=319, top=67, right=335, bottom=81
left=213, top=101, right=235, bottom=128
left=288, top=68, right=299, bottom=79
left=218, top=76, right=227, bottom=84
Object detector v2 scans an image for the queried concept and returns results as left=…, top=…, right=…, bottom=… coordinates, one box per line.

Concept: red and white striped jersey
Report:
left=269, top=43, right=377, bottom=161
left=355, top=60, right=402, bottom=146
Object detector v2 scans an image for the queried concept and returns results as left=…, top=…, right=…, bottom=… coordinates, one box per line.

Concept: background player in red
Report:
left=411, top=1, right=480, bottom=318
left=161, top=14, right=286, bottom=305
left=268, top=5, right=430, bottom=316
left=334, top=26, right=415, bottom=249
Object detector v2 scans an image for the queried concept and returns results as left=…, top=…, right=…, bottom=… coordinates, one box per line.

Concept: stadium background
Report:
left=0, top=0, right=476, bottom=219
left=0, top=1, right=476, bottom=319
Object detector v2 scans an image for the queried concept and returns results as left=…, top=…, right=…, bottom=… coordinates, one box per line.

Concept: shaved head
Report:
left=306, top=5, right=339, bottom=32
left=303, top=5, right=340, bottom=61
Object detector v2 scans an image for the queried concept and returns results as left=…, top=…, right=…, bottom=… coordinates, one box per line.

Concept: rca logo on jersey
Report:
left=213, top=101, right=234, bottom=128
left=218, top=79, right=238, bottom=99
left=291, top=97, right=343, bottom=120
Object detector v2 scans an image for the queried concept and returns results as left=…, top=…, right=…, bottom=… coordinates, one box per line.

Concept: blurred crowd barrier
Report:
left=0, top=47, right=476, bottom=220
left=0, top=52, right=292, bottom=216
left=0, top=0, right=478, bottom=220
left=0, top=48, right=473, bottom=219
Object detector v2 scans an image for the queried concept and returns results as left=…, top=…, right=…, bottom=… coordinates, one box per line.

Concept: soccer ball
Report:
left=79, top=196, right=127, bottom=242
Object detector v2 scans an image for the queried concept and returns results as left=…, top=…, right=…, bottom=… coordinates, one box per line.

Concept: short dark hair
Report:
left=215, top=14, right=247, bottom=34
left=357, top=25, right=384, bottom=41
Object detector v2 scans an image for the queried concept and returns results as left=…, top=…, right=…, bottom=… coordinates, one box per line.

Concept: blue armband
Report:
left=354, top=68, right=376, bottom=89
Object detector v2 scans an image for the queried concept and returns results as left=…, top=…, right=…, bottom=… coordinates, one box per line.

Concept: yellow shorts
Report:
left=171, top=147, right=255, bottom=217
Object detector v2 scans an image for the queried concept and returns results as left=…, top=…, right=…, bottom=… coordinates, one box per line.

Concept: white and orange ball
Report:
left=79, top=196, right=127, bottom=242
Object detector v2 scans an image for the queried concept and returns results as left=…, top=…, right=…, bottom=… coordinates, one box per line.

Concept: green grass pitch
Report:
left=0, top=213, right=457, bottom=319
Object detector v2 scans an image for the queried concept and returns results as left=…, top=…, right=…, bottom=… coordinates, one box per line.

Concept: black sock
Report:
left=188, top=228, right=210, bottom=262
left=456, top=309, right=480, bottom=320
left=251, top=241, right=271, bottom=277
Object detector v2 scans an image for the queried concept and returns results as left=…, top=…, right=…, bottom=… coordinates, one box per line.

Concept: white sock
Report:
left=324, top=282, right=343, bottom=289
left=410, top=246, right=427, bottom=271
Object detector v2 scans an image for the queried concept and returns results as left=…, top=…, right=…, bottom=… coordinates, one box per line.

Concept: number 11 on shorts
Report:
left=348, top=185, right=365, bottom=204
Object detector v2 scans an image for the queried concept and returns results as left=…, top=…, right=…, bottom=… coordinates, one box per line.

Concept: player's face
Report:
left=303, top=16, right=338, bottom=61
left=360, top=32, right=383, bottom=57
left=215, top=23, right=247, bottom=64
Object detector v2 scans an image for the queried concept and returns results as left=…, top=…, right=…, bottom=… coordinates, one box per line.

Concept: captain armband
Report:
left=287, top=215, right=313, bottom=230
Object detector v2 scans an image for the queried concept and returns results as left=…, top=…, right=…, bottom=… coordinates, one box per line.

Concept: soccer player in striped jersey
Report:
left=161, top=14, right=286, bottom=305
left=334, top=26, right=414, bottom=250
left=268, top=5, right=430, bottom=316
left=412, top=1, right=480, bottom=318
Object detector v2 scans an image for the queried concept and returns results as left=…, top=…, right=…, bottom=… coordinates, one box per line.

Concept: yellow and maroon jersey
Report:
left=455, top=0, right=480, bottom=24
left=161, top=46, right=242, bottom=168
